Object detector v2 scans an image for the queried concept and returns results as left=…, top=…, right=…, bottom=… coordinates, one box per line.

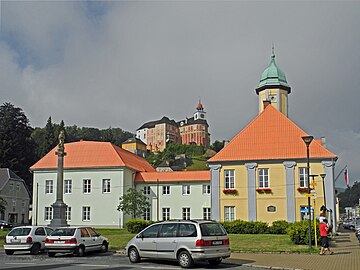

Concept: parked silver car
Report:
left=45, top=227, right=109, bottom=257
left=4, top=226, right=54, bottom=255
left=125, top=220, right=230, bottom=268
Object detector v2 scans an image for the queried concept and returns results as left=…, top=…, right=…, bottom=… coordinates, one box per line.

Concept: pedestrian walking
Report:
left=319, top=218, right=334, bottom=255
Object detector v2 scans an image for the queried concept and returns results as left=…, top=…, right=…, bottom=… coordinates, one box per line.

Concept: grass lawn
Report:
left=1, top=228, right=317, bottom=254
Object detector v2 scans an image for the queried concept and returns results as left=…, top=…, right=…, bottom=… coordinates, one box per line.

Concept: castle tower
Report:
left=194, top=98, right=206, bottom=121
left=255, top=47, right=291, bottom=116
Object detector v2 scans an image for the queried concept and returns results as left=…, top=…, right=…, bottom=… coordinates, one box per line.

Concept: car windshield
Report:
left=8, top=227, right=31, bottom=236
left=200, top=223, right=227, bottom=236
left=51, top=228, right=76, bottom=237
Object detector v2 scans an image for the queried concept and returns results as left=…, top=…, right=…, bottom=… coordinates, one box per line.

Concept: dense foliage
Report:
left=117, top=188, right=151, bottom=219
left=268, top=220, right=290, bottom=234
left=0, top=103, right=35, bottom=187
left=286, top=220, right=319, bottom=245
left=221, top=219, right=289, bottom=235
left=0, top=197, right=7, bottom=214
left=125, top=219, right=154, bottom=233
left=338, top=181, right=360, bottom=212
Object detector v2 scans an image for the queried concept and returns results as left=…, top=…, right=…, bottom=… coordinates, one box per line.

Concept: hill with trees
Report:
left=338, top=181, right=360, bottom=212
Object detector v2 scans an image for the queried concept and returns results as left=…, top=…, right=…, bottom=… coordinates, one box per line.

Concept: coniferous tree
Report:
left=0, top=102, right=35, bottom=187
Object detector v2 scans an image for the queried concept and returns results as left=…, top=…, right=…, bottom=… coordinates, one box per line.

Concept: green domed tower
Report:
left=256, top=47, right=291, bottom=116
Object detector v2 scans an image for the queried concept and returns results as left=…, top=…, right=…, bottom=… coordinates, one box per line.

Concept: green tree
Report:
left=210, top=140, right=225, bottom=153
left=117, top=188, right=151, bottom=219
left=338, top=181, right=360, bottom=212
left=0, top=197, right=7, bottom=214
left=0, top=102, right=35, bottom=187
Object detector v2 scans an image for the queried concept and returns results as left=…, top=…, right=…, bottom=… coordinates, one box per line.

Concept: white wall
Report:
left=32, top=167, right=136, bottom=228
left=136, top=181, right=211, bottom=220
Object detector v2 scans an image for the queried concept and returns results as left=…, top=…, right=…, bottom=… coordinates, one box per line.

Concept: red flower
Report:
left=297, top=187, right=311, bottom=192
left=223, top=189, right=237, bottom=194
left=256, top=188, right=272, bottom=192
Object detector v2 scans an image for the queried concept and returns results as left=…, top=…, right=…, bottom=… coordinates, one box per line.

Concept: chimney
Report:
left=321, top=137, right=327, bottom=148
left=263, top=99, right=271, bottom=108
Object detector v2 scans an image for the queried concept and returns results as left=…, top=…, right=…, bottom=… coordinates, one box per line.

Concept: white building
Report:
left=135, top=171, right=211, bottom=221
left=31, top=141, right=155, bottom=228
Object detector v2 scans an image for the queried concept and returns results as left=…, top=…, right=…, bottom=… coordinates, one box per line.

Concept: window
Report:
left=45, top=180, right=53, bottom=194
left=203, top=208, right=211, bottom=220
left=159, top=223, right=177, bottom=237
left=83, top=179, right=91, bottom=194
left=16, top=185, right=20, bottom=191
left=142, top=224, right=160, bottom=238
left=162, top=208, right=170, bottom=220
left=35, top=227, right=46, bottom=236
left=258, top=168, right=269, bottom=188
left=143, top=186, right=151, bottom=195
left=103, top=179, right=111, bottom=193
left=143, top=207, right=150, bottom=221
left=162, top=186, right=170, bottom=195
left=182, top=185, right=190, bottom=195
left=224, top=170, right=235, bottom=189
left=202, top=185, right=211, bottom=194
left=82, top=206, right=90, bottom=221
left=224, top=206, right=235, bottom=221
left=182, top=208, right=190, bottom=220
left=66, top=207, right=71, bottom=221
left=64, top=180, right=72, bottom=194
left=45, top=207, right=53, bottom=221
left=178, top=224, right=197, bottom=237
left=81, top=228, right=90, bottom=237
left=299, top=168, right=308, bottom=188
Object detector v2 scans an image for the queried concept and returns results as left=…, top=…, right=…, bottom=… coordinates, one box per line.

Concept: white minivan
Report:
left=125, top=220, right=230, bottom=268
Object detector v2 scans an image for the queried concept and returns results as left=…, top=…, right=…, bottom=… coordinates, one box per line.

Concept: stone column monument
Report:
left=49, top=130, right=68, bottom=227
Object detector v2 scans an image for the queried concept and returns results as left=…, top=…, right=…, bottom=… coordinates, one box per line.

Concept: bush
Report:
left=126, top=219, right=153, bottom=233
left=269, top=220, right=289, bottom=234
left=287, top=220, right=319, bottom=245
left=221, top=220, right=269, bottom=234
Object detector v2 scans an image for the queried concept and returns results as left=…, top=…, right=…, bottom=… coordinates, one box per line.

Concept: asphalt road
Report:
left=0, top=251, right=265, bottom=270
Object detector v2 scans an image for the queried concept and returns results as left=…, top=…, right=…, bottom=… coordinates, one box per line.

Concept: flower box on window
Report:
left=297, top=187, right=312, bottom=192
left=256, top=187, right=272, bottom=193
left=223, top=189, right=237, bottom=195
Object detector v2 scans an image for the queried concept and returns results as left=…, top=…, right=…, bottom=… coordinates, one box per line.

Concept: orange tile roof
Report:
left=135, top=170, right=210, bottom=183
left=31, top=141, right=155, bottom=172
left=208, top=105, right=336, bottom=162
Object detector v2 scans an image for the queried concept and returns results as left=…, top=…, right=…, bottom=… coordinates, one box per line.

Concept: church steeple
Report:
left=194, top=98, right=206, bottom=120
left=255, top=47, right=291, bottom=116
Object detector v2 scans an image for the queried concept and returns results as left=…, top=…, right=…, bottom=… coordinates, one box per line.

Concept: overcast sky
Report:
left=1, top=1, right=359, bottom=188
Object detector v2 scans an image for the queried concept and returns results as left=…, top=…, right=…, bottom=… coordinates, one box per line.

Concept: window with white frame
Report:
left=203, top=208, right=211, bottom=220
left=183, top=208, right=191, bottom=220
left=202, top=185, right=211, bottom=194
left=45, top=207, right=53, bottom=221
left=66, top=207, right=71, bottom=221
left=64, top=180, right=72, bottom=194
left=45, top=180, right=53, bottom=194
left=224, top=206, right=235, bottom=221
left=83, top=179, right=91, bottom=194
left=182, top=185, right=191, bottom=195
left=103, top=179, right=111, bottom=193
left=162, top=186, right=170, bottom=195
left=143, top=186, right=151, bottom=195
left=258, top=168, right=269, bottom=188
left=82, top=206, right=90, bottom=221
left=143, top=207, right=151, bottom=221
left=162, top=208, right=170, bottom=220
left=224, top=170, right=235, bottom=189
left=299, top=168, right=307, bottom=188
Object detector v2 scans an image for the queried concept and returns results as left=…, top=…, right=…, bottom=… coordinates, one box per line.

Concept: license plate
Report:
left=11, top=239, right=21, bottom=243
left=212, top=240, right=223, bottom=245
left=55, top=241, right=65, bottom=244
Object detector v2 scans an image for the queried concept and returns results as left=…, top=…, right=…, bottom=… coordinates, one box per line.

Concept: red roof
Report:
left=135, top=171, right=210, bottom=183
left=208, top=105, right=336, bottom=162
left=31, top=141, right=155, bottom=172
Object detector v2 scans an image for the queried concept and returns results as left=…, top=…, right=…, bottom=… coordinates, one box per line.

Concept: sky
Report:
left=0, top=1, right=359, bottom=188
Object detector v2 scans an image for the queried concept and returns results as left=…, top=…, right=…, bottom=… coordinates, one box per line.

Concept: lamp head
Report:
left=302, top=135, right=314, bottom=146
left=320, top=173, right=326, bottom=179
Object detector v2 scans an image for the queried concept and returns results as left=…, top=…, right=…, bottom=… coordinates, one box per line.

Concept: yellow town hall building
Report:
left=208, top=50, right=337, bottom=228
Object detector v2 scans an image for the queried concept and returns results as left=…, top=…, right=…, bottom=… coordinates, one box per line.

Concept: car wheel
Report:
left=128, top=247, right=140, bottom=263
left=48, top=252, right=56, bottom=257
left=208, top=258, right=222, bottom=266
left=178, top=251, right=194, bottom=268
left=101, top=241, right=108, bottom=253
left=75, top=246, right=85, bottom=257
left=30, top=243, right=41, bottom=255
left=5, top=250, right=14, bottom=255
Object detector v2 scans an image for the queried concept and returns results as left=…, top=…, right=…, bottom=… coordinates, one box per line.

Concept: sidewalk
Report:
left=229, top=230, right=360, bottom=270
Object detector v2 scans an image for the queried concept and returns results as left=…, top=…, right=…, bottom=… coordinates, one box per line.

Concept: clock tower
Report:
left=255, top=47, right=291, bottom=116
left=194, top=98, right=206, bottom=120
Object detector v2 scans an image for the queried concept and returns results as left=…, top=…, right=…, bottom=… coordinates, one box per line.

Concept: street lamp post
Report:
left=302, top=135, right=314, bottom=249
left=320, top=173, right=326, bottom=210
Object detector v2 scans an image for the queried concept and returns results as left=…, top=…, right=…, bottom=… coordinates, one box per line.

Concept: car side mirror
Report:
left=137, top=233, right=143, bottom=239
